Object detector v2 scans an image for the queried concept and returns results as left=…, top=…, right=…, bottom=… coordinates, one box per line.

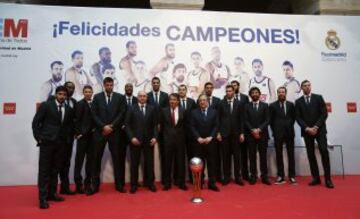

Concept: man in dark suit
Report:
left=73, top=85, right=94, bottom=195
left=90, top=77, right=127, bottom=194
left=32, top=86, right=74, bottom=209
left=124, top=83, right=138, bottom=106
left=160, top=93, right=188, bottom=191
left=190, top=94, right=220, bottom=191
left=217, top=85, right=245, bottom=186
left=147, top=77, right=168, bottom=185
left=203, top=82, right=222, bottom=183
left=295, top=80, right=334, bottom=188
left=270, top=86, right=296, bottom=185
left=178, top=84, right=197, bottom=183
left=231, top=80, right=250, bottom=181
left=244, top=87, right=271, bottom=185
left=124, top=91, right=158, bottom=194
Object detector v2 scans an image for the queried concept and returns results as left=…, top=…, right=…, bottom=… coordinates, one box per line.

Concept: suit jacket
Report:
left=218, top=98, right=244, bottom=137
left=91, top=92, right=126, bottom=131
left=125, top=95, right=138, bottom=106
left=160, top=107, right=186, bottom=145
left=269, top=100, right=295, bottom=138
left=190, top=107, right=219, bottom=139
left=295, top=93, right=328, bottom=136
left=236, top=93, right=250, bottom=106
left=74, top=99, right=94, bottom=136
left=147, top=91, right=169, bottom=108
left=32, top=99, right=74, bottom=146
left=124, top=104, right=158, bottom=143
left=244, top=101, right=270, bottom=138
left=48, top=95, right=77, bottom=109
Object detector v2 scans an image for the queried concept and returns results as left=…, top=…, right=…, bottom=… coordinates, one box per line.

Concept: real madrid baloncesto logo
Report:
left=325, top=30, right=340, bottom=50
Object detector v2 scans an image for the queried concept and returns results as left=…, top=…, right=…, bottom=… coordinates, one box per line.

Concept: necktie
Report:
left=207, top=97, right=211, bottom=106
left=155, top=92, right=159, bottom=104
left=182, top=99, right=186, bottom=110
left=281, top=102, right=286, bottom=115
left=306, top=96, right=310, bottom=104
left=253, top=102, right=258, bottom=111
left=202, top=109, right=207, bottom=119
left=141, top=105, right=145, bottom=116
left=127, top=98, right=131, bottom=106
left=228, top=100, right=233, bottom=113
left=107, top=95, right=111, bottom=105
left=58, top=104, right=63, bottom=123
left=171, top=109, right=176, bottom=127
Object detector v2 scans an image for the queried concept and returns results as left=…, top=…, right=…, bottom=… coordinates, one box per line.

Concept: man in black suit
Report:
left=231, top=80, right=250, bottom=181
left=73, top=85, right=94, bottom=195
left=90, top=77, right=127, bottom=194
left=59, top=81, right=77, bottom=195
left=190, top=94, right=220, bottom=191
left=147, top=77, right=168, bottom=185
left=32, top=86, right=74, bottom=209
left=160, top=93, right=188, bottom=191
left=295, top=80, right=334, bottom=188
left=124, top=83, right=138, bottom=106
left=203, top=82, right=222, bottom=183
left=124, top=91, right=158, bottom=194
left=178, top=84, right=197, bottom=183
left=270, top=87, right=296, bottom=185
left=217, top=85, right=245, bottom=186
left=244, top=87, right=271, bottom=185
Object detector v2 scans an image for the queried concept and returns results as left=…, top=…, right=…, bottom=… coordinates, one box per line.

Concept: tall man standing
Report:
left=295, top=80, right=334, bottom=188
left=90, top=77, right=127, bottom=194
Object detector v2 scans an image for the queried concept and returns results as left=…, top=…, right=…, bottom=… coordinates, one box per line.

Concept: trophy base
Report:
left=191, top=197, right=204, bottom=203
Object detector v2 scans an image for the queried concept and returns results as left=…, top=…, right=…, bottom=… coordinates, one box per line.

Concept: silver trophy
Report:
left=190, top=157, right=204, bottom=203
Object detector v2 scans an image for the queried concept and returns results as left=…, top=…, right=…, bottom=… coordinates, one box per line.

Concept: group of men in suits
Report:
left=32, top=75, right=334, bottom=210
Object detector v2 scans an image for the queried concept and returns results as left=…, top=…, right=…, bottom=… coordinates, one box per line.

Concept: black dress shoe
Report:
left=261, top=177, right=272, bottom=185
left=148, top=185, right=157, bottom=192
left=235, top=178, right=244, bottom=186
left=85, top=186, right=94, bottom=196
left=130, top=186, right=137, bottom=194
left=47, top=194, right=65, bottom=202
left=60, top=187, right=76, bottom=195
left=222, top=178, right=230, bottom=186
left=309, top=178, right=321, bottom=186
left=325, top=180, right=334, bottom=189
left=249, top=177, right=257, bottom=185
left=76, top=184, right=84, bottom=194
left=208, top=184, right=220, bottom=192
left=39, top=200, right=49, bottom=209
left=178, top=184, right=188, bottom=191
left=162, top=185, right=171, bottom=191
left=116, top=186, right=127, bottom=193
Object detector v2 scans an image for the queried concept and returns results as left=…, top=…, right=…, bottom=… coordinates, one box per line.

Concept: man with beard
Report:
left=282, top=61, right=301, bottom=102
left=65, top=50, right=93, bottom=100
left=187, top=51, right=209, bottom=99
left=205, top=46, right=230, bottom=97
left=119, top=41, right=138, bottom=85
left=169, top=63, right=187, bottom=93
left=150, top=43, right=176, bottom=93
left=248, top=59, right=276, bottom=103
left=90, top=47, right=112, bottom=88
left=39, top=61, right=64, bottom=102
left=230, top=57, right=250, bottom=94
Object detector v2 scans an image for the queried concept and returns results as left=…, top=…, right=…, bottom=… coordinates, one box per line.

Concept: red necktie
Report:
left=171, top=109, right=176, bottom=127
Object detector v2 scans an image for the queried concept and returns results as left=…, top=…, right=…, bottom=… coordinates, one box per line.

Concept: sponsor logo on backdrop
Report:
left=3, top=103, right=16, bottom=115
left=326, top=102, right=332, bottom=113
left=321, top=30, right=346, bottom=62
left=347, top=102, right=357, bottom=113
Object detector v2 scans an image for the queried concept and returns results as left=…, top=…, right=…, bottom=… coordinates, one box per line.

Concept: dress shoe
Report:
left=116, top=186, right=127, bottom=193
left=76, top=184, right=84, bottom=194
left=235, top=178, right=244, bottom=186
left=249, top=177, right=257, bottom=185
left=39, top=200, right=49, bottom=209
left=130, top=186, right=137, bottom=194
left=325, top=180, right=334, bottom=189
left=261, top=177, right=272, bottom=185
left=60, top=187, right=76, bottom=195
left=162, top=185, right=171, bottom=191
left=178, top=184, right=188, bottom=191
left=274, top=177, right=286, bottom=185
left=222, top=178, right=231, bottom=186
left=47, top=194, right=65, bottom=202
left=289, top=177, right=297, bottom=185
left=85, top=186, right=94, bottom=196
left=148, top=185, right=157, bottom=192
left=208, top=184, right=220, bottom=192
left=309, top=178, right=321, bottom=186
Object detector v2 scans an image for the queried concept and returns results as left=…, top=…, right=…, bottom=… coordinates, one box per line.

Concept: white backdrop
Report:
left=0, top=3, right=359, bottom=185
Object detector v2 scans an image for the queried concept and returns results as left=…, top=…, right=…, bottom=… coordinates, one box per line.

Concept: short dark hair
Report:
left=103, top=77, right=114, bottom=84
left=301, top=80, right=310, bottom=87
left=225, top=84, right=234, bottom=90
left=55, top=85, right=68, bottom=94
left=231, top=80, right=240, bottom=86
left=282, top=60, right=294, bottom=69
left=248, top=86, right=261, bottom=96
left=102, top=64, right=115, bottom=74
left=50, top=61, right=63, bottom=69
left=64, top=81, right=74, bottom=87
left=165, top=43, right=174, bottom=50
left=204, top=82, right=213, bottom=88
left=277, top=86, right=287, bottom=93
left=169, top=93, right=180, bottom=101
left=152, top=77, right=160, bottom=83
left=71, top=50, right=83, bottom=59
left=234, top=57, right=244, bottom=62
left=252, top=58, right=263, bottom=66
left=173, top=63, right=186, bottom=73
left=126, top=41, right=136, bottom=48
left=99, top=47, right=110, bottom=55
left=83, top=85, right=93, bottom=91
left=190, top=51, right=201, bottom=57
left=178, top=84, right=187, bottom=90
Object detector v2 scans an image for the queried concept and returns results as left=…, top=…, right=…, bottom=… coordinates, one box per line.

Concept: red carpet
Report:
left=0, top=176, right=359, bottom=219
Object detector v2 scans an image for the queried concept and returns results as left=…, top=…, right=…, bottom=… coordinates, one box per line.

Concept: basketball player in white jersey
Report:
left=229, top=57, right=250, bottom=94
left=149, top=43, right=176, bottom=93
left=65, top=50, right=93, bottom=100
left=187, top=51, right=209, bottom=99
left=205, top=46, right=230, bottom=97
left=248, top=58, right=276, bottom=103
left=119, top=41, right=138, bottom=85
left=169, top=63, right=187, bottom=93
left=39, top=61, right=64, bottom=102
left=282, top=61, right=301, bottom=102
left=133, top=60, right=152, bottom=93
